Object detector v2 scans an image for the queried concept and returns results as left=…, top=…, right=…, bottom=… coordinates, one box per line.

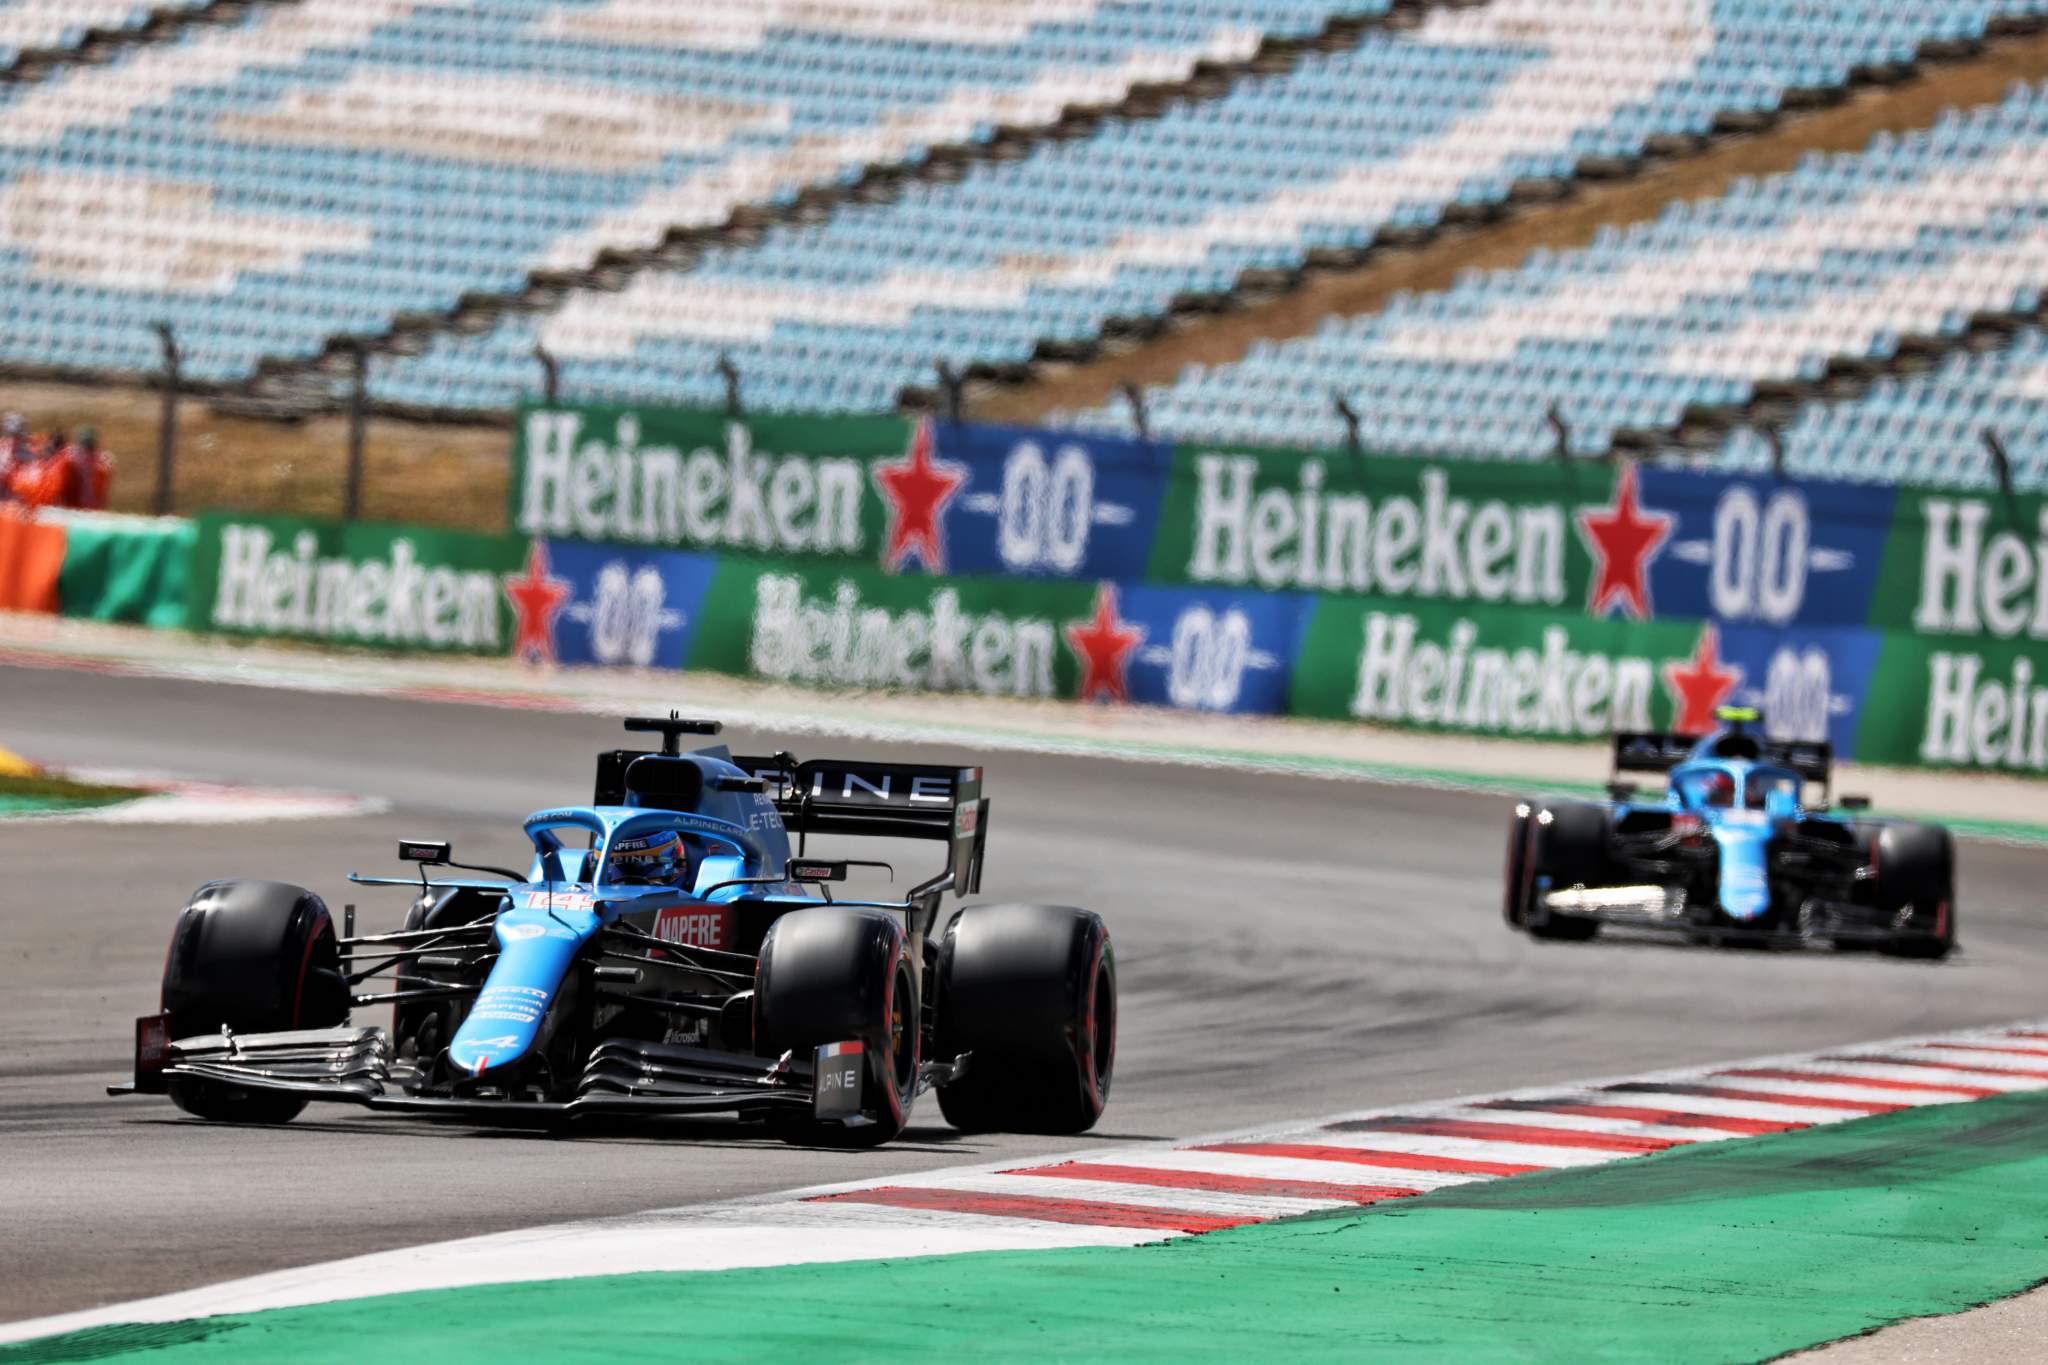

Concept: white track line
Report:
left=7, top=1018, right=2047, bottom=1345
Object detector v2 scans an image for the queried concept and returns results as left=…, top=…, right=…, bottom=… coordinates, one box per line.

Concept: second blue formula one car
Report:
left=1504, top=707, right=1955, bottom=957
left=112, top=716, right=1117, bottom=1146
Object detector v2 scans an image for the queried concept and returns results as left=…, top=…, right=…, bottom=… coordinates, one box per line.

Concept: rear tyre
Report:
left=1873, top=823, right=1956, bottom=960
left=934, top=904, right=1115, bottom=1135
left=1522, top=803, right=1607, bottom=942
left=755, top=907, right=918, bottom=1148
left=160, top=880, right=348, bottom=1123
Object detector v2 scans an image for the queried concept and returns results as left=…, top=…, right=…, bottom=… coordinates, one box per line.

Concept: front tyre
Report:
left=1503, top=805, right=1534, bottom=927
left=934, top=904, right=1115, bottom=1135
left=1873, top=823, right=1956, bottom=960
left=755, top=907, right=919, bottom=1148
left=160, top=880, right=348, bottom=1123
left=1522, top=804, right=1607, bottom=942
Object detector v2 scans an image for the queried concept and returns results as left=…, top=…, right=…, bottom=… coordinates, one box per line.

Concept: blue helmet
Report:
left=607, top=830, right=684, bottom=885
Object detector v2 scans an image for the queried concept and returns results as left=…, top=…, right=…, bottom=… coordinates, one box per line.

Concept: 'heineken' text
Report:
left=519, top=410, right=864, bottom=555
left=211, top=525, right=500, bottom=649
left=749, top=575, right=1055, bottom=698
left=1350, top=612, right=1653, bottom=737
left=1189, top=456, right=1566, bottom=604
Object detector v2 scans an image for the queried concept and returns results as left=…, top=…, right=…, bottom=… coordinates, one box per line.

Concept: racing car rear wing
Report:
left=1612, top=731, right=1833, bottom=795
left=733, top=756, right=988, bottom=901
left=1611, top=732, right=1699, bottom=775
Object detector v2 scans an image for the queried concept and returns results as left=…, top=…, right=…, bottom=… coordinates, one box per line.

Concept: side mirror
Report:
left=399, top=839, right=451, bottom=864
left=1838, top=795, right=1871, bottom=811
left=786, top=859, right=849, bottom=883
left=1606, top=781, right=1637, bottom=803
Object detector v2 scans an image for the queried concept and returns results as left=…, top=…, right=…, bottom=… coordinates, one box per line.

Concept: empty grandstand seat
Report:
left=371, top=0, right=2048, bottom=421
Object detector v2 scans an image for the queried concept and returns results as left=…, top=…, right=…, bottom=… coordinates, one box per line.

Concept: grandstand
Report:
left=371, top=0, right=2038, bottom=418
left=0, top=1, right=214, bottom=76
left=1068, top=79, right=2048, bottom=487
left=3, top=2, right=2048, bottom=502
left=1719, top=325, right=2048, bottom=489
left=0, top=0, right=1372, bottom=385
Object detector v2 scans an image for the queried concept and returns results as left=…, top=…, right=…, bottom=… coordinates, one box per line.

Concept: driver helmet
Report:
left=1699, top=771, right=1736, bottom=808
left=607, top=829, right=684, bottom=885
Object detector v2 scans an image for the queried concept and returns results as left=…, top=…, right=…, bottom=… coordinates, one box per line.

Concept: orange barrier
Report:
left=0, top=507, right=65, bottom=614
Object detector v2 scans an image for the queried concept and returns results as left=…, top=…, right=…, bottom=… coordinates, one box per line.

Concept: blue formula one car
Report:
left=112, top=716, right=1117, bottom=1146
left=1504, top=707, right=1955, bottom=957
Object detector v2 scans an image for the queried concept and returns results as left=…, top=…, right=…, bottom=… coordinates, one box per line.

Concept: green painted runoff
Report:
left=13, top=1089, right=2048, bottom=1363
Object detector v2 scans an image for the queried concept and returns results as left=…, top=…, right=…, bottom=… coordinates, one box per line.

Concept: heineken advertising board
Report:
left=187, top=514, right=525, bottom=653
left=132, top=406, right=2048, bottom=778
left=509, top=404, right=1175, bottom=580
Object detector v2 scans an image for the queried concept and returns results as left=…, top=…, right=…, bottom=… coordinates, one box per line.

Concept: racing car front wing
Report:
left=110, top=1023, right=830, bottom=1122
left=1539, top=886, right=1939, bottom=947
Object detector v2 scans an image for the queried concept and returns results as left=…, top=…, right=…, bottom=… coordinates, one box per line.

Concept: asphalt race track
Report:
left=4, top=663, right=2046, bottom=1323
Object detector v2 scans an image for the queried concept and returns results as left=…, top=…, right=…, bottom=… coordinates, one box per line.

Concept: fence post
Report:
left=1332, top=391, right=1367, bottom=488
left=717, top=353, right=742, bottom=418
left=1119, top=380, right=1149, bottom=442
left=344, top=342, right=369, bottom=522
left=152, top=321, right=180, bottom=517
left=936, top=361, right=964, bottom=423
left=1332, top=392, right=1362, bottom=456
left=1982, top=428, right=2015, bottom=499
left=1764, top=425, right=1787, bottom=481
left=1546, top=403, right=1571, bottom=463
left=534, top=343, right=560, bottom=404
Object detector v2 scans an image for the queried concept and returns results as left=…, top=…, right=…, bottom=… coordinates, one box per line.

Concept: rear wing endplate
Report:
left=733, top=756, right=988, bottom=899
left=1612, top=732, right=1698, bottom=775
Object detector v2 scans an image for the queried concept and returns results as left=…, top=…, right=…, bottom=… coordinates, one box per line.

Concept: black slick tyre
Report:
left=934, top=904, right=1115, bottom=1135
left=1503, top=805, right=1533, bottom=926
left=1873, top=823, right=1956, bottom=960
left=160, top=880, right=349, bottom=1123
left=754, top=907, right=918, bottom=1147
left=1523, top=803, right=1607, bottom=942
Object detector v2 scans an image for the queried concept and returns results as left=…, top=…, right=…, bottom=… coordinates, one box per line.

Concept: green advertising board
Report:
left=510, top=403, right=910, bottom=562
left=187, top=513, right=526, bottom=654
left=1146, top=444, right=1607, bottom=609
left=1869, top=486, right=2048, bottom=641
left=1861, top=630, right=2048, bottom=772
left=56, top=513, right=194, bottom=629
left=686, top=559, right=1097, bottom=701
left=1290, top=593, right=1714, bottom=740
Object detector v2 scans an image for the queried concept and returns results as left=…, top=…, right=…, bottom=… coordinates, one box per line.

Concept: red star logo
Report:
left=872, top=419, right=966, bottom=573
left=1576, top=462, right=1673, bottom=620
left=1064, top=584, right=1146, bottom=703
left=1663, top=624, right=1743, bottom=735
left=502, top=541, right=572, bottom=664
